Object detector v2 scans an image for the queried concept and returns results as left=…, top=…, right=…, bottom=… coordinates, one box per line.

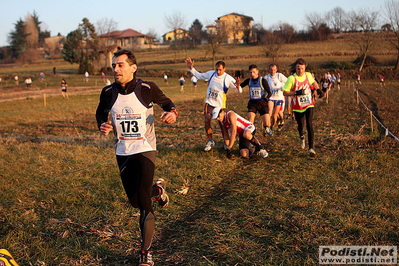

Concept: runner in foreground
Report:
left=96, top=49, right=177, bottom=266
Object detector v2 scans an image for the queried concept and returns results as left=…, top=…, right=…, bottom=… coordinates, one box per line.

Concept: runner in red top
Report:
left=379, top=75, right=385, bottom=87
left=212, top=108, right=268, bottom=159
left=282, top=58, right=319, bottom=158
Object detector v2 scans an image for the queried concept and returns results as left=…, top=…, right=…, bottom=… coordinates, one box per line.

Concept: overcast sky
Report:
left=1, top=0, right=386, bottom=47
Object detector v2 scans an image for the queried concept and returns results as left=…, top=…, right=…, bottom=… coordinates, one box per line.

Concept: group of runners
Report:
left=95, top=49, right=324, bottom=265
left=318, top=71, right=341, bottom=103
left=184, top=57, right=321, bottom=160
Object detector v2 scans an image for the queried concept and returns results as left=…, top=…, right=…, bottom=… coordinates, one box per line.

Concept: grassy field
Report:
left=1, top=69, right=399, bottom=265
left=1, top=38, right=399, bottom=265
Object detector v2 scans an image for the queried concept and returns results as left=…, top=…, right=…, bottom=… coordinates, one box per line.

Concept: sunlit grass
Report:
left=1, top=81, right=398, bottom=265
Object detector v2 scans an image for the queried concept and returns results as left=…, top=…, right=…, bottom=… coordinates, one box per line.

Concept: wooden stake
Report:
left=44, top=93, right=46, bottom=106
left=370, top=111, right=373, bottom=133
left=356, top=89, right=359, bottom=105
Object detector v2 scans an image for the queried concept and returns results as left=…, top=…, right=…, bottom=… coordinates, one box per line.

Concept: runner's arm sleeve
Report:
left=190, top=68, right=211, bottom=80
left=95, top=88, right=112, bottom=130
left=240, top=78, right=250, bottom=88
left=148, top=82, right=176, bottom=112
left=282, top=76, right=294, bottom=92
left=262, top=78, right=272, bottom=99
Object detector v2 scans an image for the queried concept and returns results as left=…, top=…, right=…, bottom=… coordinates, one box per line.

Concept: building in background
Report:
left=215, top=13, right=254, bottom=44
left=162, top=28, right=189, bottom=44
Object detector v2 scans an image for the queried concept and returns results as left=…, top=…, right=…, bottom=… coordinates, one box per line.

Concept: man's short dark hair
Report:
left=269, top=64, right=278, bottom=69
left=113, top=49, right=137, bottom=66
left=249, top=64, right=258, bottom=71
left=215, top=61, right=226, bottom=68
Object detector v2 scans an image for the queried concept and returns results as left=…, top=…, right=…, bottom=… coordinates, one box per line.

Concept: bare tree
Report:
left=96, top=18, right=118, bottom=68
left=146, top=28, right=158, bottom=44
left=303, top=11, right=326, bottom=40
left=164, top=11, right=187, bottom=49
left=25, top=13, right=39, bottom=47
left=260, top=29, right=283, bottom=64
left=343, top=10, right=359, bottom=32
left=384, top=0, right=399, bottom=69
left=205, top=28, right=227, bottom=67
left=276, top=22, right=297, bottom=43
left=348, top=8, right=380, bottom=71
left=327, top=6, right=346, bottom=33
left=96, top=18, right=118, bottom=35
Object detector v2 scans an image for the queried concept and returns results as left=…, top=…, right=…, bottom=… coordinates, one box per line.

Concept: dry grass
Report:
left=1, top=77, right=398, bottom=265
left=0, top=37, right=399, bottom=265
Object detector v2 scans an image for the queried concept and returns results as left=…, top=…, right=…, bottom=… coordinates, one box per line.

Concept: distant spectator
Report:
left=53, top=67, right=56, bottom=75
left=85, top=71, right=89, bottom=82
left=61, top=78, right=69, bottom=99
left=14, top=75, right=19, bottom=85
left=163, top=73, right=168, bottom=85
left=179, top=76, right=185, bottom=92
left=25, top=77, right=32, bottom=88
left=191, top=75, right=198, bottom=89
left=356, top=73, right=361, bottom=85
left=101, top=72, right=105, bottom=82
left=40, top=72, right=45, bottom=81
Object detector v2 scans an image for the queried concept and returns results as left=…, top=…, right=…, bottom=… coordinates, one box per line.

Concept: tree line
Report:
left=3, top=1, right=399, bottom=73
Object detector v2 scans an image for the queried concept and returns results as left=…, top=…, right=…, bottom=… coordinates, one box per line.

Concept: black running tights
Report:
left=116, top=151, right=158, bottom=250
left=294, top=107, right=314, bottom=149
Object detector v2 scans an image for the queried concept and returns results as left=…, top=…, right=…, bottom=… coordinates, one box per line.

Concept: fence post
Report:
left=370, top=111, right=373, bottom=133
left=44, top=93, right=46, bottom=107
left=356, top=89, right=359, bottom=105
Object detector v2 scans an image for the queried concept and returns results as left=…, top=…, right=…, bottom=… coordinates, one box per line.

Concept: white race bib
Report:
left=208, top=89, right=219, bottom=101
left=250, top=87, right=262, bottom=99
left=298, top=95, right=311, bottom=107
left=115, top=113, right=145, bottom=140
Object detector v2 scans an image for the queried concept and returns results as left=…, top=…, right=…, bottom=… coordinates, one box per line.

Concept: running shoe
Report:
left=265, top=127, right=273, bottom=136
left=277, top=120, right=284, bottom=132
left=309, top=148, right=316, bottom=158
left=204, top=140, right=215, bottom=152
left=153, top=178, right=169, bottom=208
left=300, top=136, right=305, bottom=149
left=139, top=249, right=154, bottom=266
left=258, top=149, right=269, bottom=158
